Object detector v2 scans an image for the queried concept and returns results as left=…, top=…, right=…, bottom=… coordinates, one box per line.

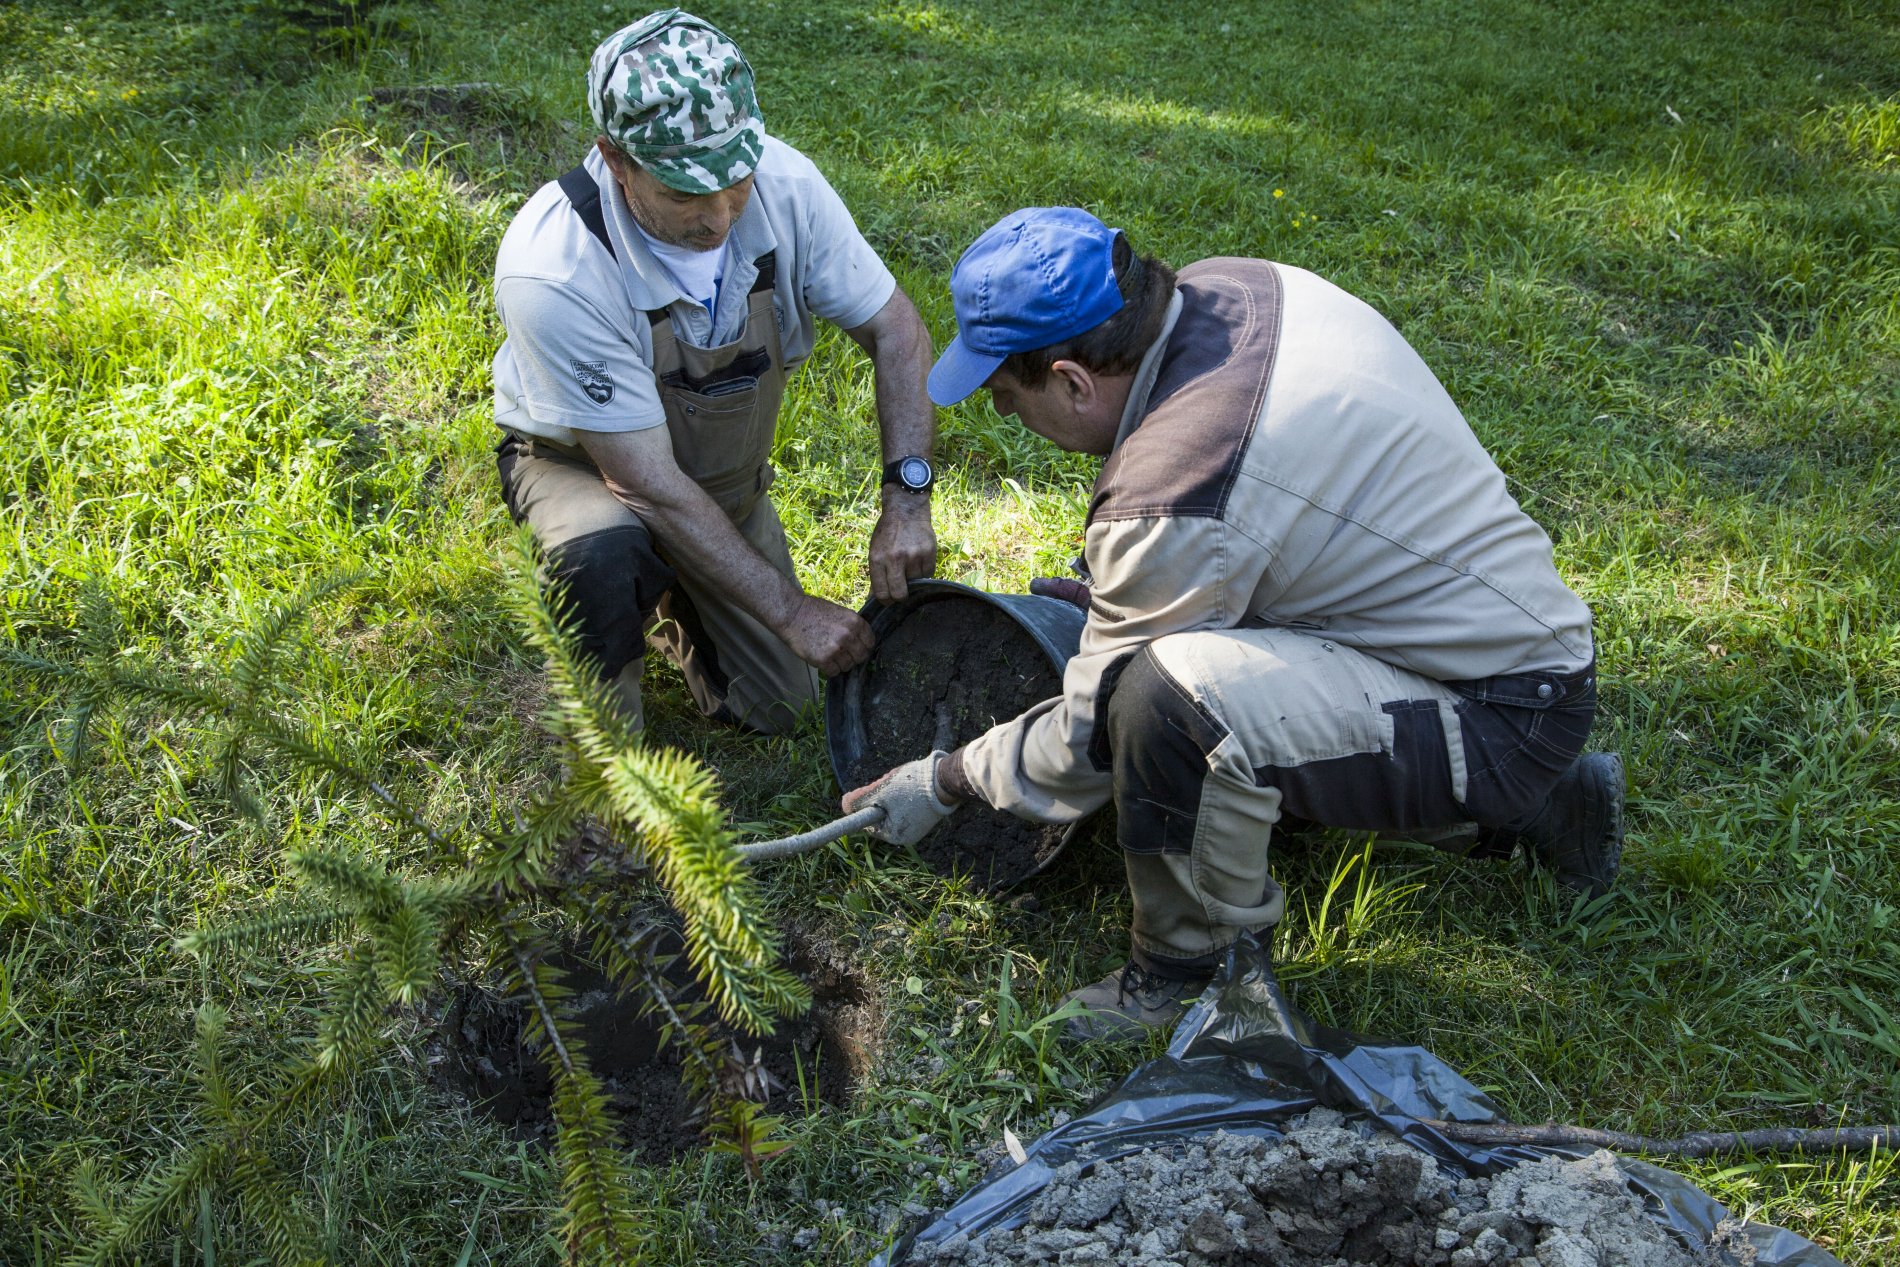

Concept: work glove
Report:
left=1029, top=576, right=1091, bottom=611
left=842, top=750, right=957, bottom=846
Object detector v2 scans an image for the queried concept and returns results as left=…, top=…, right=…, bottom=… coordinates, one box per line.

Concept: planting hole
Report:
left=435, top=925, right=877, bottom=1162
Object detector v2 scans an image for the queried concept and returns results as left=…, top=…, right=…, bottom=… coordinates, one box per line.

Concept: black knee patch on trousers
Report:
left=546, top=525, right=675, bottom=680
left=1105, top=648, right=1229, bottom=857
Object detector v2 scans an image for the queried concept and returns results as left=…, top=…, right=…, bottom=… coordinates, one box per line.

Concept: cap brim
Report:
left=630, top=121, right=766, bottom=195
left=927, top=334, right=1005, bottom=407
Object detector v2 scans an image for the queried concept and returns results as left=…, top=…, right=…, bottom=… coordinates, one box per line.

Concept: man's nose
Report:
left=716, top=188, right=747, bottom=228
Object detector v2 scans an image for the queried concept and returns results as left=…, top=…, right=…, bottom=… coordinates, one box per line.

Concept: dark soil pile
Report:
left=851, top=600, right=1066, bottom=889
left=906, top=1109, right=1752, bottom=1266
left=436, top=929, right=877, bottom=1162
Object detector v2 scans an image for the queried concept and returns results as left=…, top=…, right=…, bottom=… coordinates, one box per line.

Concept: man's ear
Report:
left=1049, top=359, right=1096, bottom=409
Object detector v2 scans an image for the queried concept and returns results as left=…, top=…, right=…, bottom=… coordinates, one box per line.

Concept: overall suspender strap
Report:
left=557, top=165, right=666, bottom=324
left=750, top=250, right=777, bottom=293
left=557, top=165, right=615, bottom=260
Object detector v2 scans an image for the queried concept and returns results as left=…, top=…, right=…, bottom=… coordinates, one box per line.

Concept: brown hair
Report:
left=1001, top=234, right=1177, bottom=388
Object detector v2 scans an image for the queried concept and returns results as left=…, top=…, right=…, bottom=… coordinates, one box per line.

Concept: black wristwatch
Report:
left=882, top=455, right=935, bottom=493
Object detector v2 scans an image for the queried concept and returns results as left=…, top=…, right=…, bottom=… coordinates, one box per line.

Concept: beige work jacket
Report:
left=961, top=259, right=1597, bottom=823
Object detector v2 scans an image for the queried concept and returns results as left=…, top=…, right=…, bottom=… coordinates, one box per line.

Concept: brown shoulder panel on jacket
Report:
left=1090, top=259, right=1284, bottom=524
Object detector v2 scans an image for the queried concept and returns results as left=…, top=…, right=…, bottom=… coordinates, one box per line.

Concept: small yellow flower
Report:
left=1273, top=189, right=1284, bottom=198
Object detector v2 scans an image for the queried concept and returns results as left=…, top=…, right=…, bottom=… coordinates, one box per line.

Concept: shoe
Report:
left=1517, top=752, right=1625, bottom=898
left=1059, top=960, right=1211, bottom=1042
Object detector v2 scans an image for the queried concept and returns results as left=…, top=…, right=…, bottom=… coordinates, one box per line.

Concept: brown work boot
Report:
left=1059, top=958, right=1213, bottom=1042
left=1515, top=752, right=1625, bottom=898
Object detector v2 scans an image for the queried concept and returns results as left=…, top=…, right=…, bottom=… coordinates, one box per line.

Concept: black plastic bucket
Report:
left=824, top=579, right=1087, bottom=889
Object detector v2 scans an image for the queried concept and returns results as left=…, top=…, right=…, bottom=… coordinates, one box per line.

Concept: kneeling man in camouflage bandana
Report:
left=493, top=9, right=937, bottom=733
left=845, top=209, right=1626, bottom=1039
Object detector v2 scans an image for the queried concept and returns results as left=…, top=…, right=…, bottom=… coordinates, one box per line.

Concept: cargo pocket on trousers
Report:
left=1203, top=632, right=1388, bottom=769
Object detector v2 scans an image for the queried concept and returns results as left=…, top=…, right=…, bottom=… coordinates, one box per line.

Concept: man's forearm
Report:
left=579, top=423, right=872, bottom=675
left=869, top=298, right=936, bottom=467
left=847, top=288, right=937, bottom=472
left=605, top=472, right=804, bottom=631
left=850, top=289, right=940, bottom=602
left=579, top=427, right=803, bottom=631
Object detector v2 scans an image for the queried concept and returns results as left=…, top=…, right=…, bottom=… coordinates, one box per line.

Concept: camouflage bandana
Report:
left=588, top=9, right=764, bottom=195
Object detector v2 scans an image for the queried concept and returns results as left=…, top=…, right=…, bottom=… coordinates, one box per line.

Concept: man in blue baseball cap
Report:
left=845, top=207, right=1625, bottom=1039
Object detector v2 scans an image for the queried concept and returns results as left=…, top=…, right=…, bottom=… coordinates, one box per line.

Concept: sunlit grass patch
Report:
left=4, top=0, right=1899, bottom=1261
left=1802, top=97, right=1900, bottom=171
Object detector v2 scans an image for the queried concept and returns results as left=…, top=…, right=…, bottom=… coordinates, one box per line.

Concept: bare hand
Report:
left=781, top=594, right=874, bottom=676
left=869, top=494, right=937, bottom=604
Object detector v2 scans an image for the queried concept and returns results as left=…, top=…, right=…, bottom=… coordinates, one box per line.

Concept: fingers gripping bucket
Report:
left=825, top=580, right=1088, bottom=890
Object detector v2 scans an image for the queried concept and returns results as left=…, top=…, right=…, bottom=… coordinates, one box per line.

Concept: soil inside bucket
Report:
left=435, top=927, right=877, bottom=1162
left=850, top=599, right=1067, bottom=890
left=904, top=1109, right=1751, bottom=1267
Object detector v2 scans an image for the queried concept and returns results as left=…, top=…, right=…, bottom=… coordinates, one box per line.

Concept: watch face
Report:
left=899, top=456, right=933, bottom=489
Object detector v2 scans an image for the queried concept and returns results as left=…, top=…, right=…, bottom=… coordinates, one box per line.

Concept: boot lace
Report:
left=1116, top=962, right=1178, bottom=1005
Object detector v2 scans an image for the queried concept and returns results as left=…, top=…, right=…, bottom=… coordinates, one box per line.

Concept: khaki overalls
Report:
left=497, top=218, right=821, bottom=736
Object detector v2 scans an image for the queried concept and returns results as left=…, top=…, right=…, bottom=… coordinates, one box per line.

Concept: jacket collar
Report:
left=1110, top=290, right=1185, bottom=452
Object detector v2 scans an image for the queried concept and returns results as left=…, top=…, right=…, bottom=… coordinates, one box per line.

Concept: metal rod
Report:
left=1423, top=1118, right=1900, bottom=1159
left=734, top=806, right=887, bottom=862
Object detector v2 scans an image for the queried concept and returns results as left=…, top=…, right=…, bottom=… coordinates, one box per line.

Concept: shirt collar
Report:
left=1110, top=289, right=1186, bottom=452
left=706, top=193, right=776, bottom=338
left=591, top=148, right=678, bottom=312
left=725, top=189, right=776, bottom=274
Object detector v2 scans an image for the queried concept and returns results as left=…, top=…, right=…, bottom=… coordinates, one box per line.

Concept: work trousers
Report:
left=496, top=433, right=821, bottom=735
left=1103, top=627, right=1595, bottom=968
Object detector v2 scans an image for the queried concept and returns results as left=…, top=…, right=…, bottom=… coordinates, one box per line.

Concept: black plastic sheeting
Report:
left=874, top=935, right=1844, bottom=1266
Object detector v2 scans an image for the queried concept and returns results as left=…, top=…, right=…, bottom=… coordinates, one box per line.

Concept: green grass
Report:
left=3, top=0, right=1897, bottom=1261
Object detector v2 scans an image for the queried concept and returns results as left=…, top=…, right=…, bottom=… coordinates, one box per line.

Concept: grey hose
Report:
left=734, top=806, right=887, bottom=862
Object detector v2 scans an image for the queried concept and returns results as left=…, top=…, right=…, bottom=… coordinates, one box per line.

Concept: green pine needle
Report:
left=62, top=1143, right=227, bottom=1267
left=25, top=563, right=806, bottom=1263
left=548, top=1057, right=649, bottom=1266
left=177, top=906, right=357, bottom=959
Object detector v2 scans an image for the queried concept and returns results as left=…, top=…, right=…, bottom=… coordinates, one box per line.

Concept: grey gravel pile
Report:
left=907, top=1109, right=1753, bottom=1266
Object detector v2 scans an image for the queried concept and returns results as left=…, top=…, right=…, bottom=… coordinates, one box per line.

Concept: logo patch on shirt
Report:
left=570, top=360, right=615, bottom=406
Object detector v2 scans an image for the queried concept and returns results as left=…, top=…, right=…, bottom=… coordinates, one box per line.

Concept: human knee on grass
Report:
left=1107, top=628, right=1458, bottom=969
left=1068, top=629, right=1567, bottom=1040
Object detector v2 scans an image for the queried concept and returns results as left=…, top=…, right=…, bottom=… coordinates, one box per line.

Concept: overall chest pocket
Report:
left=661, top=346, right=771, bottom=395
left=662, top=385, right=775, bottom=504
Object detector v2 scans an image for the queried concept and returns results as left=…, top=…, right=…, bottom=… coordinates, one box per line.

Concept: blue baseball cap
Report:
left=927, top=207, right=1126, bottom=407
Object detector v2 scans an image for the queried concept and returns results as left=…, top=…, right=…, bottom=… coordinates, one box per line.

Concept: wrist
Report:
left=881, top=483, right=933, bottom=514
left=763, top=579, right=814, bottom=634
left=934, top=748, right=977, bottom=806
